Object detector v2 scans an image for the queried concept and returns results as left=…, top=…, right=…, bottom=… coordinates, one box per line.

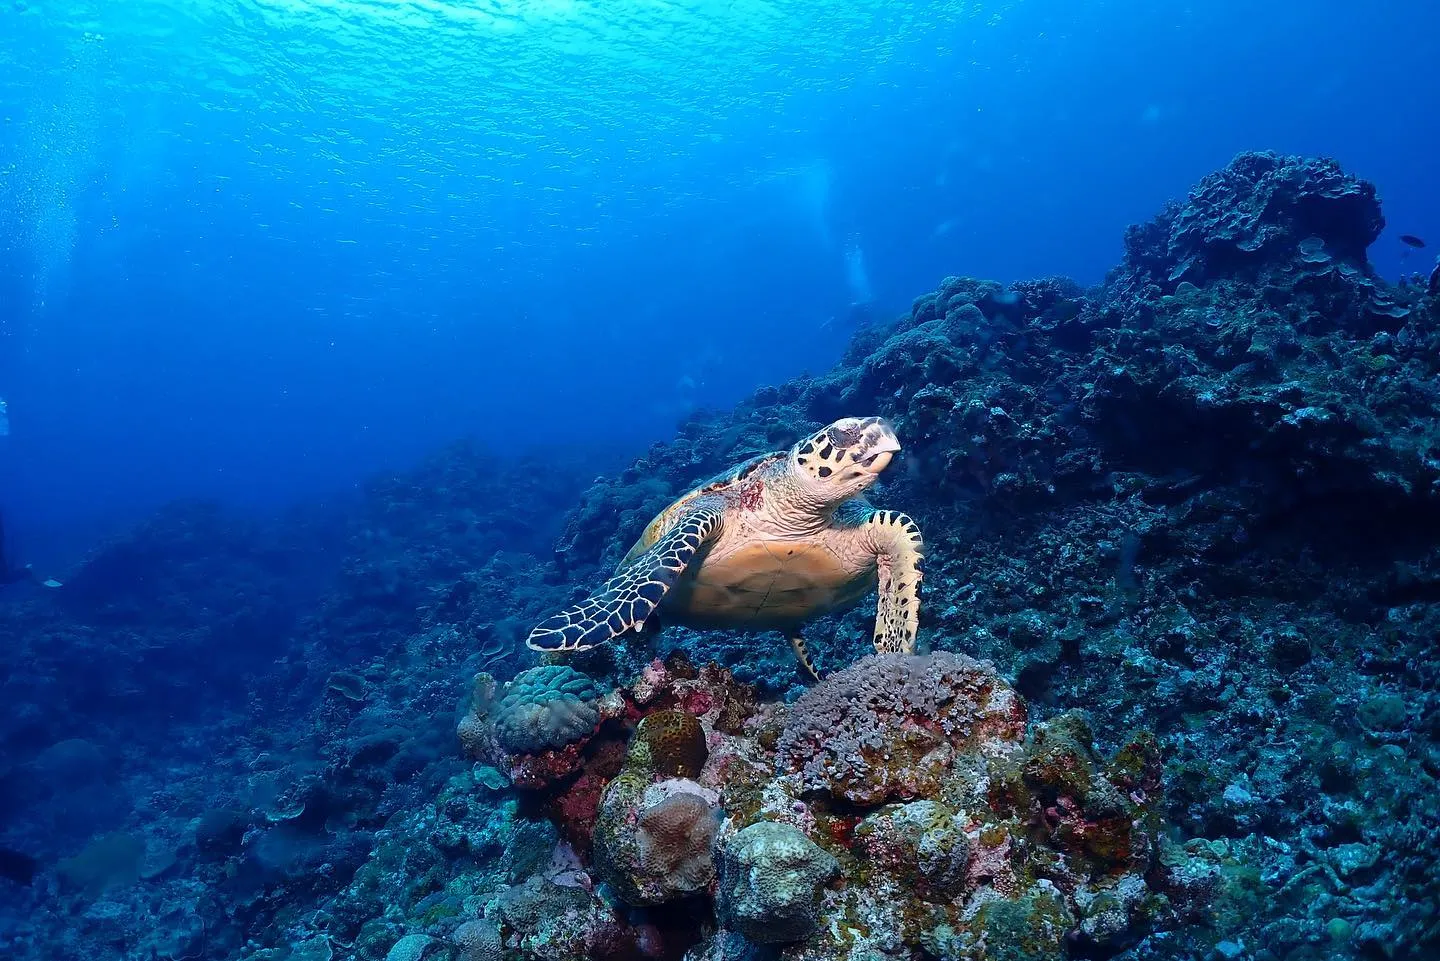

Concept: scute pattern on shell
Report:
left=493, top=665, right=603, bottom=755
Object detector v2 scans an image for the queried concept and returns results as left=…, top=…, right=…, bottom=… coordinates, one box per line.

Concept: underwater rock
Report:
left=716, top=821, right=839, bottom=944
left=491, top=873, right=638, bottom=961
left=968, top=880, right=1076, bottom=961
left=193, top=807, right=250, bottom=860
left=775, top=652, right=1027, bottom=805
left=1119, top=150, right=1384, bottom=292
left=854, top=800, right=972, bottom=902
left=55, top=832, right=147, bottom=896
left=326, top=670, right=370, bottom=703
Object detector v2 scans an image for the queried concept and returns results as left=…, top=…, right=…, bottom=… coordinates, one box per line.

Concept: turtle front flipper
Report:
left=527, top=500, right=725, bottom=653
left=864, top=510, right=924, bottom=654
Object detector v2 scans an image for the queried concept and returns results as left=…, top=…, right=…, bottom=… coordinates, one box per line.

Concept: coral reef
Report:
left=3, top=151, right=1438, bottom=961
left=458, top=666, right=625, bottom=789
left=395, top=651, right=1196, bottom=960
left=776, top=651, right=1027, bottom=805
left=717, top=820, right=839, bottom=943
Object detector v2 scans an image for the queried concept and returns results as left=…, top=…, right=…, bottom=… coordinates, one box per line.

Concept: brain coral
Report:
left=492, top=665, right=602, bottom=755
left=452, top=919, right=502, bottom=961
left=716, top=821, right=839, bottom=944
left=776, top=652, right=1027, bottom=805
left=632, top=710, right=708, bottom=778
left=593, top=777, right=720, bottom=905
left=636, top=792, right=719, bottom=890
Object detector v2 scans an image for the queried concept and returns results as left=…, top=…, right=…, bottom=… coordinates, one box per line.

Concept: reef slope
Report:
left=1, top=152, right=1436, bottom=961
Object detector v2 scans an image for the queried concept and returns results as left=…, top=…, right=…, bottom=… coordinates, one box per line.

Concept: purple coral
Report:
left=775, top=652, right=1027, bottom=805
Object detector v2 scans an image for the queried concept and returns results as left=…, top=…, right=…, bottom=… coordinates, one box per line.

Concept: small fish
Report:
left=0, top=847, right=38, bottom=886
left=1399, top=234, right=1426, bottom=249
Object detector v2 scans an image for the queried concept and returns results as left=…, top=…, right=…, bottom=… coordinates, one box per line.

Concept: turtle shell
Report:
left=618, top=452, right=877, bottom=627
left=618, top=452, right=781, bottom=569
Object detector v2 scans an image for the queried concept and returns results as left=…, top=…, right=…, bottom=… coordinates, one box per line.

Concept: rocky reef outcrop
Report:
left=504, top=151, right=1440, bottom=959
left=449, top=652, right=1193, bottom=961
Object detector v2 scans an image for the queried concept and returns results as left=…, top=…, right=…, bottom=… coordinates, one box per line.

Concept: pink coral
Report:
left=636, top=792, right=719, bottom=891
left=593, top=776, right=721, bottom=905
left=627, top=657, right=757, bottom=734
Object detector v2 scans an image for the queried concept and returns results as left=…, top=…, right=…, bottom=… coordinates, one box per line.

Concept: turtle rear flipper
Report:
left=527, top=500, right=724, bottom=653
left=787, top=632, right=822, bottom=682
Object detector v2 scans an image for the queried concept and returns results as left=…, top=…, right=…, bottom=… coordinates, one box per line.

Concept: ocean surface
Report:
left=1, top=3, right=1436, bottom=961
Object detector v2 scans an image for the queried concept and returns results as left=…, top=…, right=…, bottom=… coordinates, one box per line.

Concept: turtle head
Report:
left=789, top=416, right=901, bottom=503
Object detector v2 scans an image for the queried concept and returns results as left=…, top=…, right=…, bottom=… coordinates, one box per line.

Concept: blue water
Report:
left=1, top=0, right=1435, bottom=560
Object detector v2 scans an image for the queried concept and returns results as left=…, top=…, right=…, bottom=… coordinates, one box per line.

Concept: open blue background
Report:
left=1, top=0, right=1435, bottom=562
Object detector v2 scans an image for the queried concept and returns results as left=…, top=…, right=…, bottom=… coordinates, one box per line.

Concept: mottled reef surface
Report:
left=1, top=152, right=1437, bottom=961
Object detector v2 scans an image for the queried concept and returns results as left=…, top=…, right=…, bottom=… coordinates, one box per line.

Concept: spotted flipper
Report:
left=527, top=500, right=725, bottom=653
left=865, top=510, right=924, bottom=654
left=787, top=632, right=821, bottom=682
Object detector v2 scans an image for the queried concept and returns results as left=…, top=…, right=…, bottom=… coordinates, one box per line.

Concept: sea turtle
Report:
left=526, top=416, right=924, bottom=679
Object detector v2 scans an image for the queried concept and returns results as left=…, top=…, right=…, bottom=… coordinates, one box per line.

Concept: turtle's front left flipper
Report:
left=864, top=510, right=924, bottom=654
left=527, top=499, right=725, bottom=653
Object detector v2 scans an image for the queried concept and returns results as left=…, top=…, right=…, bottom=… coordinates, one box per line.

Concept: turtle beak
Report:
left=864, top=449, right=896, bottom=474
left=859, top=436, right=901, bottom=475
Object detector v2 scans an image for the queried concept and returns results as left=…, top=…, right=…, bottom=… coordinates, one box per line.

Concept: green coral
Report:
left=492, top=665, right=603, bottom=754
left=971, top=882, right=1075, bottom=961
left=717, top=821, right=840, bottom=944
left=1021, top=711, right=1099, bottom=802
left=854, top=800, right=971, bottom=902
